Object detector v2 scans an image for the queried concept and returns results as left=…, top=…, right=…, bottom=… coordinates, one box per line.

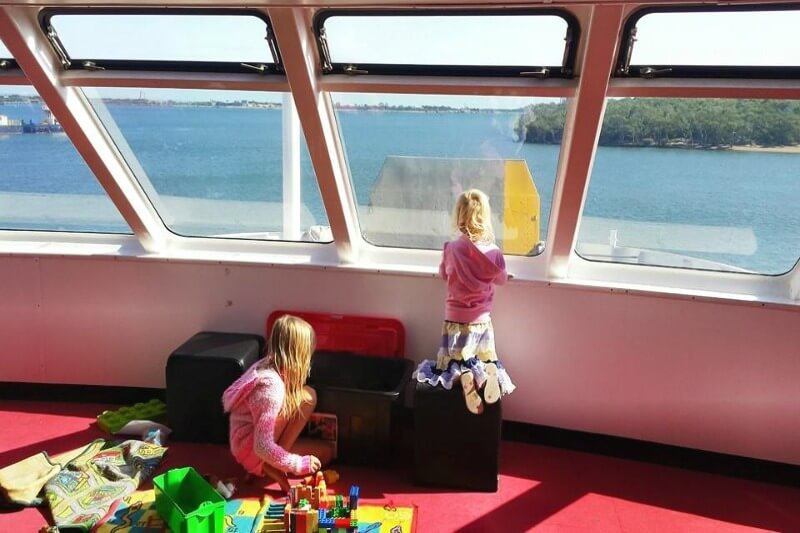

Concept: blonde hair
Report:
left=268, top=315, right=315, bottom=420
left=453, top=189, right=495, bottom=243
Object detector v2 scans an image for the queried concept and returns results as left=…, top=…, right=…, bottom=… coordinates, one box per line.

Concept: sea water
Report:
left=0, top=104, right=798, bottom=274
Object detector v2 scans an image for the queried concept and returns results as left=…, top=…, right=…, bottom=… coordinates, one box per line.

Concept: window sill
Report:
left=0, top=232, right=796, bottom=310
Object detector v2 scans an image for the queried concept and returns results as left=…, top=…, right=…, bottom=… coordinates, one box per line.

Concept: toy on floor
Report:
left=96, top=399, right=167, bottom=434
left=282, top=470, right=359, bottom=533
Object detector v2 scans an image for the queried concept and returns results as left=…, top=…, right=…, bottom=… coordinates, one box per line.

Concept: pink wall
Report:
left=1, top=255, right=798, bottom=465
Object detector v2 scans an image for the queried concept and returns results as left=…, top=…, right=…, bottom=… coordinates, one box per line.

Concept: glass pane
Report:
left=332, top=93, right=565, bottom=255
left=0, top=38, right=10, bottom=58
left=0, top=86, right=130, bottom=233
left=323, top=15, right=568, bottom=66
left=632, top=10, right=800, bottom=67
left=50, top=14, right=274, bottom=63
left=84, top=88, right=330, bottom=242
left=576, top=98, right=800, bottom=275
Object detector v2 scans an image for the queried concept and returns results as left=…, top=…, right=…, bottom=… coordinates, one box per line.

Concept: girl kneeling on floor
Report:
left=415, top=189, right=516, bottom=414
left=223, top=315, right=328, bottom=491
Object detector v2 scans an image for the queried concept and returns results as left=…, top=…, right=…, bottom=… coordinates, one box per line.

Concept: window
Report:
left=332, top=93, right=566, bottom=255
left=0, top=85, right=130, bottom=233
left=619, top=7, right=800, bottom=78
left=44, top=11, right=281, bottom=73
left=0, top=38, right=17, bottom=70
left=317, top=11, right=577, bottom=77
left=576, top=98, right=800, bottom=275
left=84, top=88, right=330, bottom=242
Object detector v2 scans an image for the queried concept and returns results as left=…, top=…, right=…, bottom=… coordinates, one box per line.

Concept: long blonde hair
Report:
left=453, top=189, right=495, bottom=243
left=268, top=315, right=315, bottom=420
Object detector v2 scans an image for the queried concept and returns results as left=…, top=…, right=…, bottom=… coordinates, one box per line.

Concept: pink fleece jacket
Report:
left=440, top=234, right=508, bottom=323
left=222, top=361, right=314, bottom=476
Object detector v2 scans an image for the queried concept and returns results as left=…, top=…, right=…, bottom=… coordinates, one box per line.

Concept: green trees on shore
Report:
left=515, top=98, right=800, bottom=148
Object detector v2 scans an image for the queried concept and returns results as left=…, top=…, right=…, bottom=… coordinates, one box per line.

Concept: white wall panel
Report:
left=2, top=255, right=799, bottom=465
left=0, top=257, right=43, bottom=381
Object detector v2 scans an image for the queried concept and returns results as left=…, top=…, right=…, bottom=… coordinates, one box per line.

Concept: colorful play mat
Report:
left=97, top=489, right=417, bottom=533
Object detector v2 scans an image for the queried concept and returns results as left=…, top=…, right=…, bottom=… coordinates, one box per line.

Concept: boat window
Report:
left=43, top=11, right=280, bottom=73
left=332, top=93, right=564, bottom=255
left=317, top=11, right=576, bottom=77
left=0, top=39, right=17, bottom=70
left=0, top=85, right=131, bottom=234
left=83, top=88, right=331, bottom=243
left=619, top=7, right=800, bottom=78
left=575, top=97, right=800, bottom=275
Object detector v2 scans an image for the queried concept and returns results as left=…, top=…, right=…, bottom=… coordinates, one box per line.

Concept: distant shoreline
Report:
left=1, top=96, right=521, bottom=114
left=591, top=142, right=800, bottom=153
left=729, top=144, right=800, bottom=154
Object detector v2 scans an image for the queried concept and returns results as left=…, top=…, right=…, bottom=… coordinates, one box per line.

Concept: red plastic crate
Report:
left=266, top=311, right=405, bottom=358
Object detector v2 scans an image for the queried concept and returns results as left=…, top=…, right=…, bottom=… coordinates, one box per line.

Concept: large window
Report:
left=576, top=98, right=800, bottom=275
left=0, top=86, right=130, bottom=233
left=44, top=11, right=281, bottom=73
left=84, top=88, right=330, bottom=242
left=318, top=11, right=576, bottom=77
left=0, top=39, right=17, bottom=70
left=332, top=93, right=565, bottom=255
left=619, top=7, right=800, bottom=78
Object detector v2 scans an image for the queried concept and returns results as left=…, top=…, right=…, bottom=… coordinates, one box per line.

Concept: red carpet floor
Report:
left=1, top=400, right=799, bottom=532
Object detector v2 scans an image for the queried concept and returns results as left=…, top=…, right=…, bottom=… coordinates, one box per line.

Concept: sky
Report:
left=1, top=10, right=799, bottom=107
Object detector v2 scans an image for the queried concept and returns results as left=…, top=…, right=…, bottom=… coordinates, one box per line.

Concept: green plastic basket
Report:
left=153, top=467, right=225, bottom=533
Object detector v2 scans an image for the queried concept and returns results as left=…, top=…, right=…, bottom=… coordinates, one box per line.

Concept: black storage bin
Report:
left=308, top=351, right=414, bottom=465
left=413, top=381, right=502, bottom=492
left=166, top=332, right=264, bottom=443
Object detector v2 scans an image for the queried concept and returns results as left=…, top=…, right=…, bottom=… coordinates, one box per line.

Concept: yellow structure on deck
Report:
left=365, top=156, right=541, bottom=255
left=502, top=160, right=541, bottom=255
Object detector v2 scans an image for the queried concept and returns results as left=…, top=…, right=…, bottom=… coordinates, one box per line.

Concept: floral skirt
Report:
left=414, top=320, right=515, bottom=396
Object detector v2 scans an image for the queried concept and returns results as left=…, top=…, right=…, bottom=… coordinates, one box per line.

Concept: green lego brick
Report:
left=96, top=399, right=166, bottom=434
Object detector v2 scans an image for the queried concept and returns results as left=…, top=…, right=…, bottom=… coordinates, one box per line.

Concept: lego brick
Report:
left=290, top=508, right=318, bottom=533
left=348, top=486, right=360, bottom=510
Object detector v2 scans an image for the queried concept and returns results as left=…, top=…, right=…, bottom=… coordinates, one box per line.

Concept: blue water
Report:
left=1, top=103, right=798, bottom=274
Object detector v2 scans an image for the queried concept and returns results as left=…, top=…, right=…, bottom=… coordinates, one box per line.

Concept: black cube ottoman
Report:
left=413, top=381, right=502, bottom=492
left=166, top=332, right=264, bottom=443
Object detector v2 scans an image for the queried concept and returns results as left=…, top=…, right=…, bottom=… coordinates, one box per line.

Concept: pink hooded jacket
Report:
left=440, top=234, right=508, bottom=323
left=222, top=361, right=314, bottom=476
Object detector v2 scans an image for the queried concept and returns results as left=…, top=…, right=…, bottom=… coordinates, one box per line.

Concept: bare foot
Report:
left=460, top=372, right=484, bottom=415
left=483, top=363, right=501, bottom=405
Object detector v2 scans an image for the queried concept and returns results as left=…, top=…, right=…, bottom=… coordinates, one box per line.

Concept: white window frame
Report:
left=0, top=3, right=797, bottom=309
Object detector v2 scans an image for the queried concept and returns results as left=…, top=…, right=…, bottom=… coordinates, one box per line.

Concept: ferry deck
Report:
left=1, top=0, right=799, bottom=531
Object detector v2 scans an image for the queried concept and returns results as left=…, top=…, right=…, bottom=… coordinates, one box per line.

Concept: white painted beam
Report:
left=282, top=92, right=302, bottom=241
left=60, top=70, right=290, bottom=92
left=321, top=74, right=577, bottom=98
left=609, top=78, right=800, bottom=100
left=268, top=7, right=361, bottom=262
left=0, top=6, right=168, bottom=252
left=0, top=69, right=26, bottom=85
left=0, top=0, right=762, bottom=7
left=545, top=4, right=624, bottom=279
